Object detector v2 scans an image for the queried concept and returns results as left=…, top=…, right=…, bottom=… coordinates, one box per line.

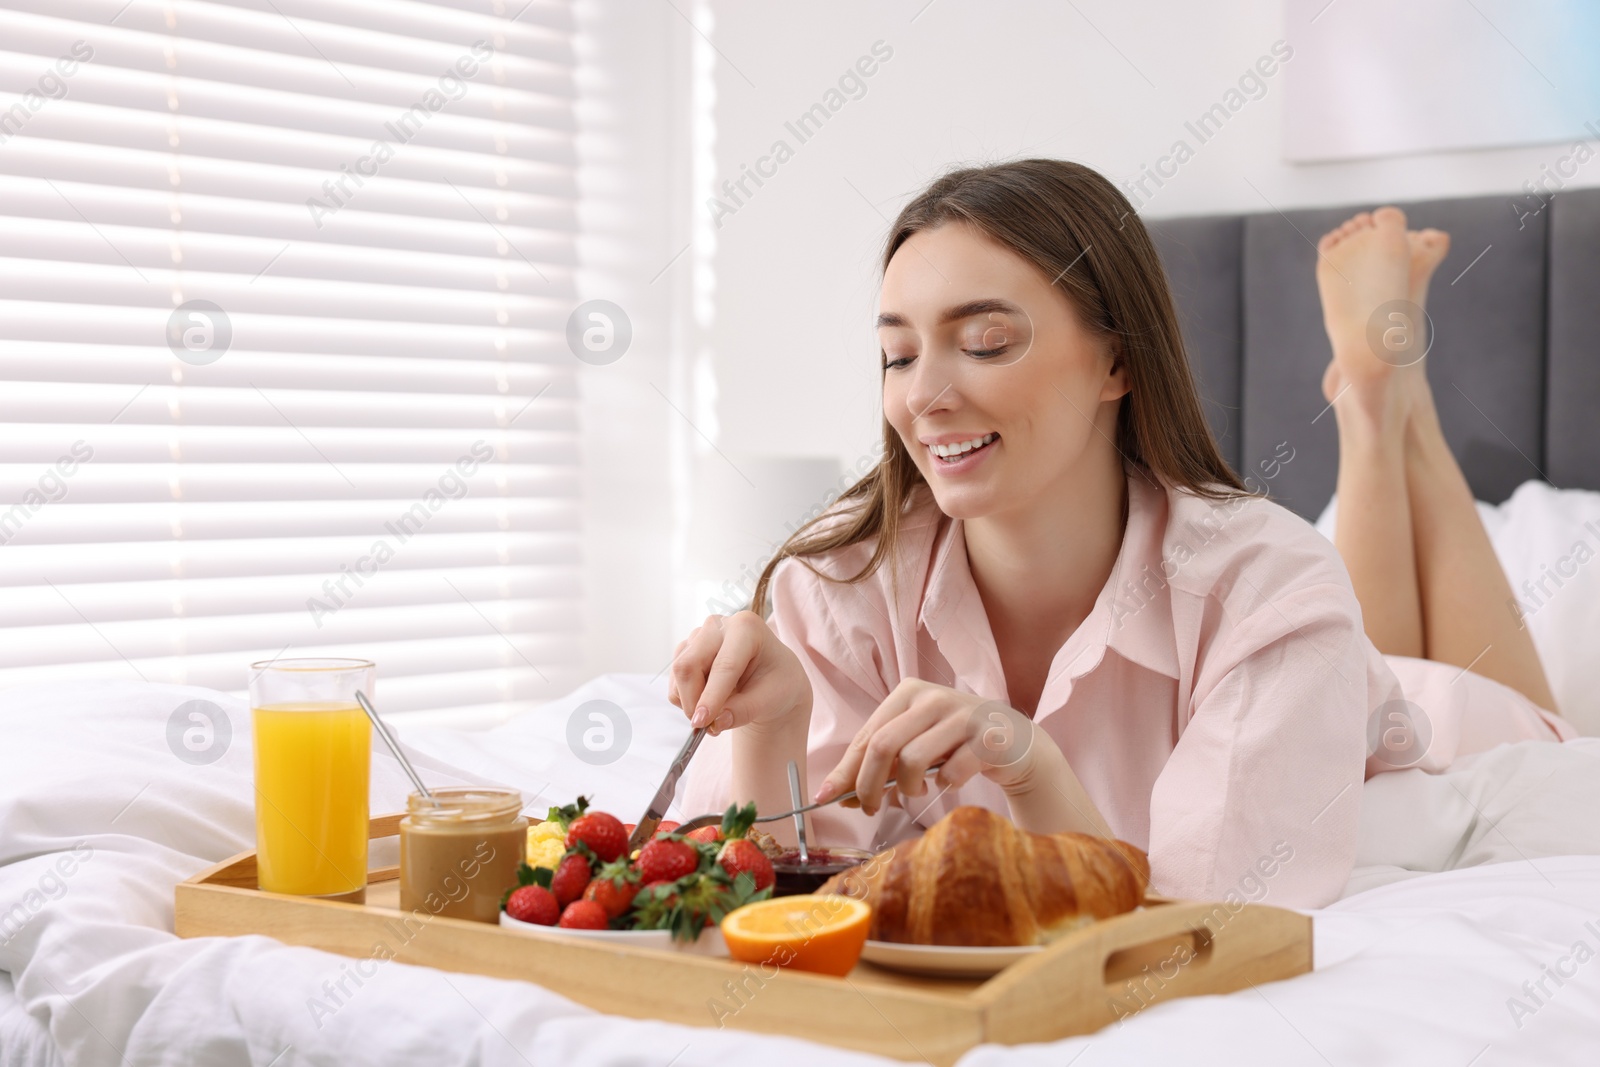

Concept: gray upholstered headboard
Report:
left=1148, top=187, right=1600, bottom=520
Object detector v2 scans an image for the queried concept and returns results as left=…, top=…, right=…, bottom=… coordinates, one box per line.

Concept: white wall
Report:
left=573, top=0, right=697, bottom=678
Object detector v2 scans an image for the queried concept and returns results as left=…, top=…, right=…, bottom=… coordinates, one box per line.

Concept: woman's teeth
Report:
left=930, top=433, right=997, bottom=459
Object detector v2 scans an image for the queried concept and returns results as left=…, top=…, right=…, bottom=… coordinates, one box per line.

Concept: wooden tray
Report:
left=175, top=814, right=1313, bottom=1064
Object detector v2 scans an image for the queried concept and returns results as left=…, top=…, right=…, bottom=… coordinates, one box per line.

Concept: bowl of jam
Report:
left=770, top=847, right=873, bottom=896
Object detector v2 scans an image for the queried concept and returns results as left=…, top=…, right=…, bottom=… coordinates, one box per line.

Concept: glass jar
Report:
left=399, top=787, right=527, bottom=923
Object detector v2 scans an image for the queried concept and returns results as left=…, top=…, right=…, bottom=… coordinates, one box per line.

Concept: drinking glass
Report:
left=249, top=657, right=374, bottom=901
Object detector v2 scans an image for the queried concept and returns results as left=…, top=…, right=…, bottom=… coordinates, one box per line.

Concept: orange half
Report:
left=720, top=894, right=871, bottom=977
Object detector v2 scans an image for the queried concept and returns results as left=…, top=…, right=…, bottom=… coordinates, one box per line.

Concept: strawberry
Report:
left=685, top=825, right=722, bottom=844
left=583, top=875, right=638, bottom=919
left=718, top=838, right=775, bottom=892
left=657, top=820, right=680, bottom=835
left=550, top=852, right=592, bottom=906
left=504, top=884, right=559, bottom=926
left=636, top=836, right=700, bottom=884
left=558, top=899, right=609, bottom=930
left=566, top=810, right=627, bottom=863
left=583, top=857, right=641, bottom=919
left=631, top=870, right=769, bottom=942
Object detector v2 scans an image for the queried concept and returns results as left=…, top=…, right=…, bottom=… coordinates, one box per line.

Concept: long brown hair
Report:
left=749, top=158, right=1244, bottom=615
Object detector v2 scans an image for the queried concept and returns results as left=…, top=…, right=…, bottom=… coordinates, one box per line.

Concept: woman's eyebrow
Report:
left=875, top=298, right=1020, bottom=329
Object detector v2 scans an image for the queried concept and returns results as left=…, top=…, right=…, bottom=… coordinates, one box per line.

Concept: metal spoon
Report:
left=786, top=759, right=808, bottom=864
left=355, top=690, right=439, bottom=806
left=675, top=761, right=946, bottom=836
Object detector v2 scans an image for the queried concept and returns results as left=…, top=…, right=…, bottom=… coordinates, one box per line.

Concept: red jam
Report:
left=770, top=847, right=871, bottom=897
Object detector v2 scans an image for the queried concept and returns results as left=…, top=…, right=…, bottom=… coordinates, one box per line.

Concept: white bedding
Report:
left=1318, top=479, right=1600, bottom=736
left=3, top=675, right=1600, bottom=1065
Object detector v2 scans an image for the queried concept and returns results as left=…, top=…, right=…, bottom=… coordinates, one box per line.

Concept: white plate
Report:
left=498, top=912, right=727, bottom=956
left=859, top=939, right=1040, bottom=978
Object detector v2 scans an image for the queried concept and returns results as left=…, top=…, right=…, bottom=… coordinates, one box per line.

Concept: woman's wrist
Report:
left=994, top=729, right=1064, bottom=799
left=998, top=738, right=1112, bottom=837
left=728, top=699, right=813, bottom=844
left=738, top=695, right=812, bottom=744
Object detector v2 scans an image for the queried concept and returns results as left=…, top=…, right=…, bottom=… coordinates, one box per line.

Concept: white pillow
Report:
left=1315, top=480, right=1600, bottom=736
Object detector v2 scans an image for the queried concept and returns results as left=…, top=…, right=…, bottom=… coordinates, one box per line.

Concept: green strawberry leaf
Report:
left=595, top=856, right=638, bottom=887
left=501, top=863, right=553, bottom=910
left=546, top=795, right=590, bottom=832
left=720, top=801, right=758, bottom=840
left=512, top=861, right=553, bottom=890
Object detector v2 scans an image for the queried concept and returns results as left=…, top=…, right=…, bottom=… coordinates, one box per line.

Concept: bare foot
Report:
left=1320, top=220, right=1450, bottom=410
left=1401, top=228, right=1449, bottom=428
left=1406, top=228, right=1450, bottom=312
left=1315, top=207, right=1411, bottom=403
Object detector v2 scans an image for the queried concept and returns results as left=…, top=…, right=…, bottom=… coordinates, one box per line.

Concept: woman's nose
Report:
left=903, top=354, right=957, bottom=421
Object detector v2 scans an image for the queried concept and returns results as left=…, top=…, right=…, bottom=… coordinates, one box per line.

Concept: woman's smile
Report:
left=922, top=431, right=1000, bottom=473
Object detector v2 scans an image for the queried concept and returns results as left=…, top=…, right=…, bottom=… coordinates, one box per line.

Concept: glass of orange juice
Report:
left=249, top=657, right=374, bottom=902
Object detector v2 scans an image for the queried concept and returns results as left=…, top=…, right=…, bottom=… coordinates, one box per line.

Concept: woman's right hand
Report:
left=667, top=611, right=812, bottom=736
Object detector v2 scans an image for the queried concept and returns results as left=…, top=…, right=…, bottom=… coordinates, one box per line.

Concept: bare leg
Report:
left=1317, top=207, right=1559, bottom=710
left=1315, top=208, right=1423, bottom=659
left=1401, top=326, right=1559, bottom=710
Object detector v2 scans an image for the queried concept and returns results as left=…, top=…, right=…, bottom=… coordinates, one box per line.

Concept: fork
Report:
left=673, top=761, right=946, bottom=836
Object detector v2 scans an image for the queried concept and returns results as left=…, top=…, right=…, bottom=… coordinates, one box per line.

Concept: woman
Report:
left=672, top=160, right=1573, bottom=907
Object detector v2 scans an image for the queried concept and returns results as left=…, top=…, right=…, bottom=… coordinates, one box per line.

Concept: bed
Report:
left=5, top=187, right=1600, bottom=1064
left=3, top=676, right=1600, bottom=1065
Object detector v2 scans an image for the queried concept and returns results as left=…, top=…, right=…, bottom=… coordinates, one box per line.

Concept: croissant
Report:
left=817, top=806, right=1150, bottom=946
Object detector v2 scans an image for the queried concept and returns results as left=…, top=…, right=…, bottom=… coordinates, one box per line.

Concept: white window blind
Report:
left=0, top=0, right=583, bottom=723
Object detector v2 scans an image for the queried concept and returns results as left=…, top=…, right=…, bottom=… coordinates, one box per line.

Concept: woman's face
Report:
left=878, top=221, right=1128, bottom=521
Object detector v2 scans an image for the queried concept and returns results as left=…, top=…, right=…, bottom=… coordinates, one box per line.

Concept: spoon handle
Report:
left=785, top=759, right=809, bottom=864
left=355, top=690, right=436, bottom=805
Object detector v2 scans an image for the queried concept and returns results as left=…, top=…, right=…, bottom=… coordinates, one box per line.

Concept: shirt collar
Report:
left=1101, top=471, right=1182, bottom=679
left=916, top=469, right=1181, bottom=685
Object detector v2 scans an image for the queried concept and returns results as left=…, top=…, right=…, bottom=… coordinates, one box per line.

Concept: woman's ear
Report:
left=1100, top=341, right=1131, bottom=402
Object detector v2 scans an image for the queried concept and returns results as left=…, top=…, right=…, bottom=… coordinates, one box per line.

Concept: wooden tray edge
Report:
left=176, top=816, right=1313, bottom=1061
left=972, top=898, right=1313, bottom=1043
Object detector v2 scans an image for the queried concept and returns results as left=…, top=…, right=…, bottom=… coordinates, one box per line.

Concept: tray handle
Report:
left=977, top=898, right=1308, bottom=1017
left=1099, top=920, right=1214, bottom=992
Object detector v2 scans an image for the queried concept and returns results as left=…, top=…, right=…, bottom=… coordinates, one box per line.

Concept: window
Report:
left=0, top=0, right=582, bottom=724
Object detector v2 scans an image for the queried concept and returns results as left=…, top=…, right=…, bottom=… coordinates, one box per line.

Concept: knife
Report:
left=626, top=725, right=707, bottom=852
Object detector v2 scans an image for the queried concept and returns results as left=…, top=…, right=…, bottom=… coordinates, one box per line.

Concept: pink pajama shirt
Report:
left=682, top=472, right=1573, bottom=907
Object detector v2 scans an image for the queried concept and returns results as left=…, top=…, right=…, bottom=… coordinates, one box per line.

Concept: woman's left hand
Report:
left=814, top=678, right=1052, bottom=816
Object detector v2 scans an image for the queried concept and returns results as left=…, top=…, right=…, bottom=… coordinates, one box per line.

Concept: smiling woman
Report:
left=671, top=159, right=1574, bottom=909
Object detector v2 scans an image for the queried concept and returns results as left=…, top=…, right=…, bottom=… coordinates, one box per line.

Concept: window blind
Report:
left=0, top=0, right=582, bottom=723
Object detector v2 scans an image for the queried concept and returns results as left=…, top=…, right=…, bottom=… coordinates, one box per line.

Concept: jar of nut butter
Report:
left=399, top=788, right=527, bottom=923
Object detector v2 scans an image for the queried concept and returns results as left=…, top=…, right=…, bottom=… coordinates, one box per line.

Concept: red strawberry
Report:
left=504, top=884, right=559, bottom=926
left=550, top=853, right=592, bottom=906
left=657, top=820, right=680, bottom=834
left=718, top=838, right=775, bottom=892
left=584, top=875, right=639, bottom=919
left=566, top=810, right=627, bottom=863
left=636, top=837, right=699, bottom=884
left=558, top=899, right=609, bottom=929
left=685, top=825, right=722, bottom=844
